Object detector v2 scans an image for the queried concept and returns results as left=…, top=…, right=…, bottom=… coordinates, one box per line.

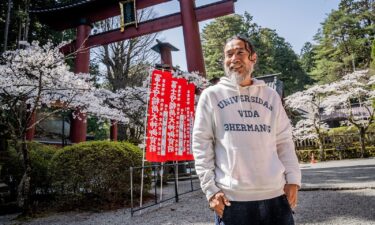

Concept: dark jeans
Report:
left=214, top=195, right=294, bottom=225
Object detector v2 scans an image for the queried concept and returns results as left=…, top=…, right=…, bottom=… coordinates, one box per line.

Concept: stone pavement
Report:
left=296, top=158, right=375, bottom=225
left=300, top=158, right=375, bottom=190
left=1, top=158, right=375, bottom=225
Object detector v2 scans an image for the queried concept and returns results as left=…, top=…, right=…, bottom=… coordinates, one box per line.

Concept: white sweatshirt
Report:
left=192, top=77, right=301, bottom=201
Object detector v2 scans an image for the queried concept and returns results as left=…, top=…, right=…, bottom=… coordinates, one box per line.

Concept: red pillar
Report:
left=110, top=120, right=118, bottom=141
left=179, top=0, right=206, bottom=76
left=70, top=23, right=91, bottom=143
left=25, top=111, right=36, bottom=141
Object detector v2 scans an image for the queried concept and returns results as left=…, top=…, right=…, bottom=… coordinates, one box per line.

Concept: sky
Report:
left=150, top=0, right=341, bottom=71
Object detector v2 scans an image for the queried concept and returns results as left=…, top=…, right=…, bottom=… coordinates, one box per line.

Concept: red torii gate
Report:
left=29, top=0, right=235, bottom=143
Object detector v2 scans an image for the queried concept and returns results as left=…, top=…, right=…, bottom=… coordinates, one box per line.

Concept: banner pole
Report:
left=130, top=167, right=134, bottom=216
left=175, top=160, right=179, bottom=202
left=139, top=67, right=153, bottom=211
left=175, top=160, right=179, bottom=190
left=160, top=162, right=164, bottom=207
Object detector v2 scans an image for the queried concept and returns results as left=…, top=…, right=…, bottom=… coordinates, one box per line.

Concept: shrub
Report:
left=0, top=142, right=56, bottom=199
left=328, top=126, right=357, bottom=136
left=328, top=125, right=375, bottom=136
left=50, top=141, right=151, bottom=209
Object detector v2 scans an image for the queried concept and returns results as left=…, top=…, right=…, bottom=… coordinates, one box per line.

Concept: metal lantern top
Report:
left=151, top=39, right=179, bottom=53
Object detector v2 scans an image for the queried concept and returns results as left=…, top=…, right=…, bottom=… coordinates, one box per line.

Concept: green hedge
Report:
left=328, top=124, right=375, bottom=136
left=50, top=141, right=151, bottom=209
left=328, top=126, right=358, bottom=135
left=0, top=142, right=56, bottom=199
left=1, top=141, right=151, bottom=210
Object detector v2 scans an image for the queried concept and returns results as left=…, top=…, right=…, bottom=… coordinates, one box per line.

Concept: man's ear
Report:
left=250, top=52, right=257, bottom=63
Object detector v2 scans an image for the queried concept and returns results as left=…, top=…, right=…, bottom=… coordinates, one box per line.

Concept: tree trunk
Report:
left=3, top=0, right=12, bottom=51
left=17, top=5, right=22, bottom=49
left=318, top=137, right=325, bottom=161
left=0, top=135, right=9, bottom=152
left=359, top=127, right=366, bottom=158
left=17, top=138, right=32, bottom=216
left=23, top=0, right=30, bottom=41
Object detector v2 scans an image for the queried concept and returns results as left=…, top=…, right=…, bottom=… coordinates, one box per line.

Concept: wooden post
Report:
left=160, top=46, right=173, bottom=67
left=110, top=120, right=118, bottom=141
left=25, top=110, right=36, bottom=141
left=151, top=39, right=179, bottom=69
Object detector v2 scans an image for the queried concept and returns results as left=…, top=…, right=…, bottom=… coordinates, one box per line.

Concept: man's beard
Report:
left=224, top=66, right=252, bottom=86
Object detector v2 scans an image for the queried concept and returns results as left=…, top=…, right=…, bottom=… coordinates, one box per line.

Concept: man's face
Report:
left=224, top=39, right=257, bottom=84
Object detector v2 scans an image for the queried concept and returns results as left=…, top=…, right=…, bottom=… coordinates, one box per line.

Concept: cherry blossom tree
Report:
left=285, top=84, right=330, bottom=160
left=0, top=41, right=127, bottom=215
left=172, top=70, right=211, bottom=91
left=322, top=70, right=375, bottom=157
left=98, top=86, right=147, bottom=142
left=292, top=118, right=329, bottom=141
left=287, top=70, right=375, bottom=159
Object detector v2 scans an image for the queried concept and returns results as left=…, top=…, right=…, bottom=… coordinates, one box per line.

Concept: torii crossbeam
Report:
left=30, top=0, right=236, bottom=143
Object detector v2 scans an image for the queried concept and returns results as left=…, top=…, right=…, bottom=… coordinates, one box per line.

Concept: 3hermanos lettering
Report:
left=224, top=123, right=271, bottom=133
left=217, top=95, right=273, bottom=111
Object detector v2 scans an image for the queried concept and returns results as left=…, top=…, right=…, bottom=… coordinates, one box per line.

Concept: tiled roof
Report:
left=256, top=73, right=284, bottom=97
left=30, top=0, right=96, bottom=13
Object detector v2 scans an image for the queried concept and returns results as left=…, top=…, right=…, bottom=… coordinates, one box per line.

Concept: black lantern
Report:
left=119, top=0, right=137, bottom=32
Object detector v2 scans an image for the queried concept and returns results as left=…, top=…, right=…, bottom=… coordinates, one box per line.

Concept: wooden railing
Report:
left=294, top=132, right=375, bottom=150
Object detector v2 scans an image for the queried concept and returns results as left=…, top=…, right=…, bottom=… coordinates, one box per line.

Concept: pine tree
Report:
left=371, top=39, right=375, bottom=70
left=311, top=0, right=374, bottom=83
left=201, top=12, right=311, bottom=95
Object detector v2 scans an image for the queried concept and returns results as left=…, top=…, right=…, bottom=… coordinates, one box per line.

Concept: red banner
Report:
left=145, top=70, right=171, bottom=162
left=184, top=83, right=196, bottom=161
left=168, top=78, right=187, bottom=161
left=146, top=70, right=195, bottom=162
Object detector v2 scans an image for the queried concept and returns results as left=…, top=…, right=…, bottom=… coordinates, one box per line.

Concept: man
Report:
left=192, top=36, right=301, bottom=225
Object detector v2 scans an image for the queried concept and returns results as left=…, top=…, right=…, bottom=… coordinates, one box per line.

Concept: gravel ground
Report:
left=1, top=189, right=374, bottom=225
left=1, top=158, right=375, bottom=225
left=295, top=189, right=375, bottom=225
left=301, top=158, right=375, bottom=190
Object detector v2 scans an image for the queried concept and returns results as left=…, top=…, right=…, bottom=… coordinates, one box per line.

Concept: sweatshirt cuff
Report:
left=205, top=185, right=221, bottom=201
left=285, top=175, right=302, bottom=188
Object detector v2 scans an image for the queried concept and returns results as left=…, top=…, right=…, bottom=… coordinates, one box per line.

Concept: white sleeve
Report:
left=192, top=91, right=221, bottom=200
left=275, top=98, right=302, bottom=187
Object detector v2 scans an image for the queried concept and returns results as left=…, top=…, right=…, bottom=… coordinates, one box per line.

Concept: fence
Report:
left=294, top=132, right=375, bottom=161
left=294, top=132, right=375, bottom=150
left=130, top=161, right=201, bottom=216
